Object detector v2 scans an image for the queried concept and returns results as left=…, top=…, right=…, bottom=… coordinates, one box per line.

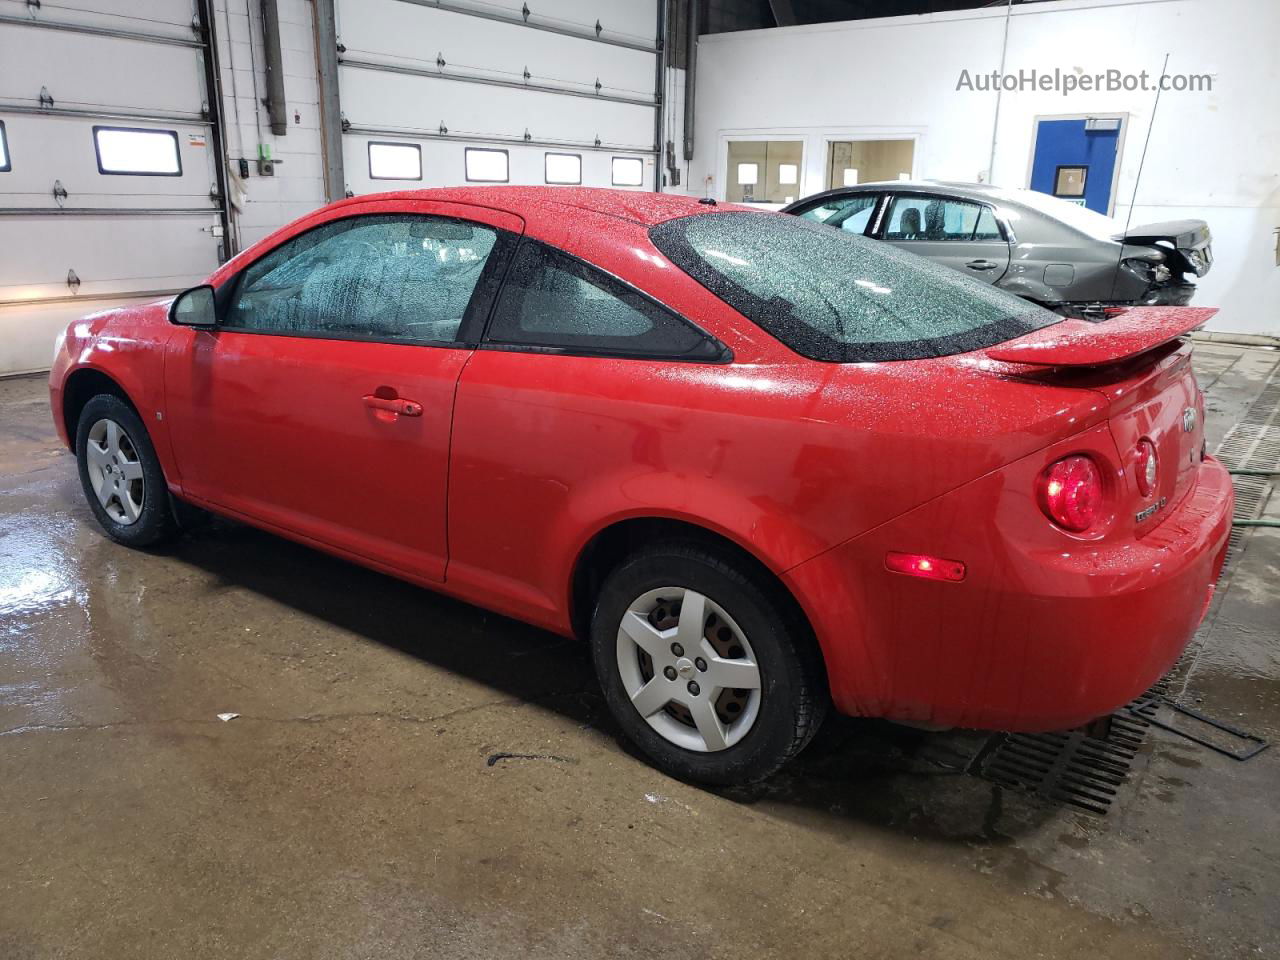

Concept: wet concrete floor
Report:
left=2, top=343, right=1278, bottom=959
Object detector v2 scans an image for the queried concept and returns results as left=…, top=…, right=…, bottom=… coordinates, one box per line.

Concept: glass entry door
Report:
left=725, top=140, right=803, bottom=205
left=825, top=140, right=915, bottom=189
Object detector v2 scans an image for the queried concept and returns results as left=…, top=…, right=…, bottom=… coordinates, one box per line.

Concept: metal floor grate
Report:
left=970, top=713, right=1150, bottom=815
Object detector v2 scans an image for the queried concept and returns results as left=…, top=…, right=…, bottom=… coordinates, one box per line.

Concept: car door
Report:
left=163, top=201, right=521, bottom=582
left=446, top=236, right=727, bottom=627
left=877, top=193, right=1011, bottom=284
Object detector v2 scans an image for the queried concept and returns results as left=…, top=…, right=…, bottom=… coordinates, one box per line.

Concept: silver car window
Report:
left=884, top=195, right=991, bottom=242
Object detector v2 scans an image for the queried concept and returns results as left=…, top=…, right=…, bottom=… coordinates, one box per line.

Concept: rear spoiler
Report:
left=986, top=307, right=1217, bottom=367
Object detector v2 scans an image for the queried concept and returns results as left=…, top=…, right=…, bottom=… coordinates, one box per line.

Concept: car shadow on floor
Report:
left=165, top=515, right=1063, bottom=844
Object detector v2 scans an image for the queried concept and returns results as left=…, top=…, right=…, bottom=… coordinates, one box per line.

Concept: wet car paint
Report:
left=48, top=187, right=1233, bottom=732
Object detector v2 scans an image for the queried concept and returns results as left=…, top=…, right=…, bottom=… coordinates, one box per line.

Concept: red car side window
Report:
left=225, top=214, right=503, bottom=345
left=484, top=239, right=725, bottom=361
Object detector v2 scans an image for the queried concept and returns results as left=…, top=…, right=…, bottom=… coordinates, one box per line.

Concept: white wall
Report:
left=689, top=0, right=1280, bottom=336
left=214, top=0, right=328, bottom=250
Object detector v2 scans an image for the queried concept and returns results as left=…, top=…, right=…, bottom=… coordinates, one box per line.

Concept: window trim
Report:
left=464, top=147, right=510, bottom=183
left=1052, top=164, right=1088, bottom=199
left=543, top=151, right=582, bottom=185
left=216, top=212, right=518, bottom=348
left=367, top=140, right=423, bottom=181
left=92, top=125, right=182, bottom=177
left=610, top=155, right=645, bottom=187
left=873, top=191, right=1009, bottom=243
left=478, top=237, right=731, bottom=364
left=0, top=120, right=10, bottom=173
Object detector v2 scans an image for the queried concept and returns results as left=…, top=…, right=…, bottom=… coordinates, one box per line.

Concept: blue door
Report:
left=1029, top=118, right=1120, bottom=214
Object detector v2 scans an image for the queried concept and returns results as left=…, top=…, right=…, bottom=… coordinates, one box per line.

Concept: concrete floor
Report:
left=2, top=344, right=1278, bottom=959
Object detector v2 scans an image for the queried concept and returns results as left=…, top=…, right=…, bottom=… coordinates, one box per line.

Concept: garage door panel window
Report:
left=611, top=156, right=644, bottom=187
left=368, top=141, right=422, bottom=181
left=545, top=152, right=582, bottom=185
left=93, top=126, right=182, bottom=176
left=225, top=214, right=502, bottom=344
left=465, top=148, right=509, bottom=183
left=0, top=121, right=10, bottom=173
left=883, top=195, right=999, bottom=242
left=485, top=240, right=722, bottom=361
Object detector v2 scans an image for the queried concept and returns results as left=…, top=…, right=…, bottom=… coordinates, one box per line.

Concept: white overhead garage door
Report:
left=0, top=0, right=225, bottom=375
left=335, top=0, right=659, bottom=196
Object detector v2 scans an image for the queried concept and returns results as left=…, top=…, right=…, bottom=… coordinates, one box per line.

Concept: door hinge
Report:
left=52, top=179, right=68, bottom=207
left=66, top=269, right=80, bottom=293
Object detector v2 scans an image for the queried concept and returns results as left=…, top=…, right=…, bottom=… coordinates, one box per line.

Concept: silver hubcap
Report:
left=616, top=587, right=762, bottom=753
left=85, top=418, right=144, bottom=526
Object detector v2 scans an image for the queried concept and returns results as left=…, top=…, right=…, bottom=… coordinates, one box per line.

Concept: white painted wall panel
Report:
left=338, top=0, right=656, bottom=100
left=340, top=68, right=654, bottom=149
left=0, top=1, right=224, bottom=374
left=0, top=214, right=219, bottom=298
left=0, top=115, right=217, bottom=206
left=391, top=0, right=657, bottom=44
left=0, top=0, right=196, bottom=40
left=213, top=0, right=326, bottom=247
left=336, top=0, right=658, bottom=194
left=0, top=26, right=207, bottom=116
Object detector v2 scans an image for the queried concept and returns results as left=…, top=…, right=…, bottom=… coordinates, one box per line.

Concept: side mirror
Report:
left=169, top=284, right=218, bottom=328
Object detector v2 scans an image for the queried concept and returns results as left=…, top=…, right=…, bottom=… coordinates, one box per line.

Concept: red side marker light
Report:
left=885, top=551, right=966, bottom=583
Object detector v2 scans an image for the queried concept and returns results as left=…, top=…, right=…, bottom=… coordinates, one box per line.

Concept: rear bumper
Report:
left=785, top=453, right=1233, bottom=732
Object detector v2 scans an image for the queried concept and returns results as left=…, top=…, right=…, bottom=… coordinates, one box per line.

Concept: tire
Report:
left=75, top=394, right=178, bottom=548
left=590, top=542, right=828, bottom=786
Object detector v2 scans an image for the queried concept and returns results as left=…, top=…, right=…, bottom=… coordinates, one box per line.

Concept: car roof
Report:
left=332, top=186, right=746, bottom=227
left=795, top=179, right=1006, bottom=201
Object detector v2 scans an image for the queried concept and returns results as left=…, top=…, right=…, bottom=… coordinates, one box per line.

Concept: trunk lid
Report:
left=1114, top=219, right=1213, bottom=277
left=989, top=307, right=1213, bottom=537
left=1101, top=345, right=1204, bottom=536
left=1116, top=218, right=1210, bottom=249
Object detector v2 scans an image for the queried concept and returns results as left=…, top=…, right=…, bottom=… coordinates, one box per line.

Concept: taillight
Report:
left=1135, top=439, right=1158, bottom=497
left=1037, top=455, right=1103, bottom=532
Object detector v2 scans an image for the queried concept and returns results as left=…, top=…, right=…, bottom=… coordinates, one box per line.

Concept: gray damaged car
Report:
left=782, top=181, right=1212, bottom=319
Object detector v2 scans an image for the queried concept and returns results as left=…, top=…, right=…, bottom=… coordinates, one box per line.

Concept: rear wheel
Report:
left=590, top=542, right=828, bottom=785
left=75, top=394, right=177, bottom=547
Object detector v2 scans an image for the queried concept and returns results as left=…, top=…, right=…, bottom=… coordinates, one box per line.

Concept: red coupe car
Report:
left=49, top=187, right=1232, bottom=785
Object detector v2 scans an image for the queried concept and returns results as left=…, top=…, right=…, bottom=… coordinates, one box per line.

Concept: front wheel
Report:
left=590, top=543, right=828, bottom=785
left=75, top=394, right=177, bottom=547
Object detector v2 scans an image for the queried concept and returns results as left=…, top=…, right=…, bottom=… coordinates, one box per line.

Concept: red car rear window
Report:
left=650, top=212, right=1061, bottom=362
